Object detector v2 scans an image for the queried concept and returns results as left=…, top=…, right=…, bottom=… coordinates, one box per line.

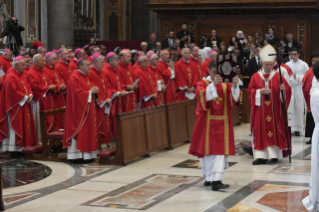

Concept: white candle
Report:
left=91, top=0, right=93, bottom=19
left=86, top=0, right=88, bottom=16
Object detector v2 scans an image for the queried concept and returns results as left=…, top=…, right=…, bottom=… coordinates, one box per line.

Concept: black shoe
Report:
left=295, top=132, right=300, bottom=136
left=212, top=181, right=230, bottom=191
left=203, top=181, right=211, bottom=186
left=270, top=158, right=278, bottom=162
left=306, top=139, right=312, bottom=145
left=10, top=152, right=25, bottom=158
left=252, top=158, right=267, bottom=165
left=243, top=146, right=254, bottom=156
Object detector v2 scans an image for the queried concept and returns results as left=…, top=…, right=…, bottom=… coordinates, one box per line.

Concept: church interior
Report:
left=0, top=0, right=318, bottom=211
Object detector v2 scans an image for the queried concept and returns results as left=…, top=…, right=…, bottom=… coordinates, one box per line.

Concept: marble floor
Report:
left=2, top=123, right=312, bottom=212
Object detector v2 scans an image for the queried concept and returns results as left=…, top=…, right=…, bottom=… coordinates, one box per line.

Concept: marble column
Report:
left=41, top=0, right=48, bottom=49
left=47, top=0, right=74, bottom=50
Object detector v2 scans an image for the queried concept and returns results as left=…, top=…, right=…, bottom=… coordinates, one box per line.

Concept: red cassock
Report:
left=103, top=65, right=124, bottom=138
left=0, top=70, right=37, bottom=147
left=148, top=64, right=165, bottom=106
left=85, top=55, right=92, bottom=64
left=189, top=80, right=240, bottom=157
left=248, top=71, right=292, bottom=151
left=23, top=67, right=29, bottom=76
left=134, top=66, right=157, bottom=109
left=44, top=64, right=66, bottom=130
left=157, top=60, right=175, bottom=103
left=302, top=67, right=314, bottom=112
left=88, top=66, right=112, bottom=144
left=63, top=71, right=99, bottom=152
left=55, top=60, right=72, bottom=86
left=190, top=55, right=203, bottom=83
left=27, top=66, right=55, bottom=132
left=201, top=58, right=211, bottom=77
left=0, top=55, right=12, bottom=74
left=175, top=58, right=197, bottom=102
left=118, top=62, right=137, bottom=112
left=69, top=58, right=78, bottom=73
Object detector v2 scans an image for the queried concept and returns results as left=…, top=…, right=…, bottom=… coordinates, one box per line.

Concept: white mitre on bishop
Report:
left=259, top=44, right=276, bottom=63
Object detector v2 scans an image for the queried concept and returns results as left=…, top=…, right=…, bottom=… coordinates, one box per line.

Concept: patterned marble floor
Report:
left=3, top=123, right=312, bottom=212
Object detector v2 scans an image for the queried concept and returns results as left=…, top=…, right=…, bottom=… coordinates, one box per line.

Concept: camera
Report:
left=1, top=18, right=19, bottom=37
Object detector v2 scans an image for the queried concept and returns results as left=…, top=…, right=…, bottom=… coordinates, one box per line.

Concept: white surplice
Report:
left=303, top=80, right=319, bottom=211
left=286, top=59, right=309, bottom=132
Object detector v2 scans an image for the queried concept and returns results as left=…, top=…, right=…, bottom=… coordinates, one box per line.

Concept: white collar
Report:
left=74, top=57, right=78, bottom=61
left=191, top=55, right=197, bottom=60
left=92, top=65, right=101, bottom=72
left=183, top=58, right=190, bottom=63
left=77, top=69, right=87, bottom=75
left=59, top=59, right=68, bottom=64
left=151, top=65, right=156, bottom=69
left=206, top=75, right=213, bottom=82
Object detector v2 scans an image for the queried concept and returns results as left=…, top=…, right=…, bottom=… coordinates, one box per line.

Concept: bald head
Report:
left=139, top=56, right=149, bottom=69
left=33, top=54, right=45, bottom=69
left=59, top=48, right=70, bottom=61
left=191, top=46, right=199, bottom=58
left=120, top=50, right=132, bottom=65
left=160, top=50, right=170, bottom=63
left=182, top=48, right=191, bottom=61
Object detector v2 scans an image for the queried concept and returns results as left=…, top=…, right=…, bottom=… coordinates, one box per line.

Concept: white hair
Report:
left=92, top=55, right=105, bottom=63
left=12, top=61, right=19, bottom=68
left=58, top=48, right=68, bottom=57
left=4, top=50, right=11, bottom=55
left=149, top=54, right=158, bottom=60
left=140, top=42, right=148, bottom=47
left=138, top=56, right=146, bottom=64
left=33, top=54, right=43, bottom=65
left=181, top=48, right=190, bottom=54
left=38, top=47, right=46, bottom=53
left=106, top=55, right=118, bottom=63
left=160, top=50, right=167, bottom=57
left=45, top=53, right=57, bottom=63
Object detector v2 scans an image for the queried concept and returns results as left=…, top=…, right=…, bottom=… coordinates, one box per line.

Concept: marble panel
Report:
left=172, top=159, right=237, bottom=169
left=268, top=165, right=311, bottom=175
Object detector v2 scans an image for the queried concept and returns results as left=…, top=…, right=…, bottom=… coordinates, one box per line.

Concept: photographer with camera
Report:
left=1, top=16, right=25, bottom=56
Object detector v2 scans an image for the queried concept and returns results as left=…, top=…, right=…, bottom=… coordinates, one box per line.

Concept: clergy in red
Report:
left=0, top=57, right=37, bottom=152
left=37, top=47, right=47, bottom=57
left=201, top=50, right=217, bottom=77
left=135, top=56, right=157, bottom=109
left=27, top=54, right=56, bottom=143
left=55, top=48, right=72, bottom=86
left=103, top=53, right=128, bottom=138
left=0, top=48, right=13, bottom=75
left=190, top=46, right=204, bottom=83
left=118, top=50, right=138, bottom=112
left=148, top=53, right=165, bottom=106
left=248, top=45, right=292, bottom=165
left=44, top=52, right=66, bottom=130
left=175, top=48, right=197, bottom=102
left=158, top=50, right=176, bottom=103
left=189, top=60, right=241, bottom=190
left=69, top=48, right=85, bottom=73
left=64, top=58, right=100, bottom=160
left=88, top=54, right=112, bottom=145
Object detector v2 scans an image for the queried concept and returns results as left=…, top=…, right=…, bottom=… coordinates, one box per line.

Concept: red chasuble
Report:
left=0, top=55, right=12, bottom=74
left=201, top=58, right=211, bottom=77
left=43, top=64, right=66, bottom=130
left=27, top=66, right=54, bottom=132
left=189, top=80, right=240, bottom=158
left=63, top=71, right=99, bottom=152
left=118, top=62, right=137, bottom=112
left=0, top=70, right=37, bottom=147
left=148, top=64, right=165, bottom=106
left=69, top=58, right=78, bottom=73
left=103, top=65, right=124, bottom=138
left=190, top=55, right=203, bottom=83
left=23, top=67, right=29, bottom=76
left=55, top=60, right=72, bottom=86
left=88, top=66, right=112, bottom=144
left=85, top=55, right=92, bottom=64
left=248, top=70, right=292, bottom=151
left=302, top=67, right=314, bottom=112
left=175, top=58, right=197, bottom=102
left=134, top=66, right=157, bottom=109
left=157, top=60, right=175, bottom=103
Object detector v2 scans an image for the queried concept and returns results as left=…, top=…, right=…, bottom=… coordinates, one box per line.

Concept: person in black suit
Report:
left=267, top=28, right=278, bottom=47
left=247, top=47, right=262, bottom=77
left=206, top=29, right=222, bottom=48
left=162, top=31, right=175, bottom=49
left=286, top=34, right=299, bottom=49
left=3, top=16, right=25, bottom=56
left=176, top=23, right=194, bottom=48
left=282, top=47, right=293, bottom=64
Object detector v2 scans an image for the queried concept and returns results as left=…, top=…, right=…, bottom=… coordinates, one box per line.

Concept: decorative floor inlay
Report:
left=172, top=159, right=237, bottom=169
left=1, top=159, right=52, bottom=188
left=3, top=193, right=39, bottom=205
left=269, top=165, right=311, bottom=175
left=206, top=180, right=309, bottom=211
left=292, top=146, right=311, bottom=160
left=82, top=174, right=203, bottom=210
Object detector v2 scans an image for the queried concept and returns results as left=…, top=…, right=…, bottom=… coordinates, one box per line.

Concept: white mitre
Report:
left=259, top=44, right=276, bottom=63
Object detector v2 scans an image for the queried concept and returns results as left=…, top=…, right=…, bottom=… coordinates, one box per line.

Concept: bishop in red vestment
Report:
left=0, top=48, right=13, bottom=75
left=63, top=58, right=100, bottom=160
left=190, top=46, right=204, bottom=82
left=189, top=60, right=241, bottom=190
left=103, top=53, right=128, bottom=138
left=148, top=53, right=165, bottom=106
left=175, top=48, right=197, bottom=102
left=0, top=57, right=37, bottom=152
left=27, top=54, right=56, bottom=143
left=201, top=50, right=217, bottom=77
left=157, top=50, right=176, bottom=103
left=118, top=50, right=138, bottom=112
left=88, top=54, right=112, bottom=145
left=44, top=52, right=66, bottom=130
left=55, top=48, right=72, bottom=86
left=248, top=45, right=292, bottom=165
left=69, top=48, right=85, bottom=73
left=134, top=56, right=157, bottom=109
